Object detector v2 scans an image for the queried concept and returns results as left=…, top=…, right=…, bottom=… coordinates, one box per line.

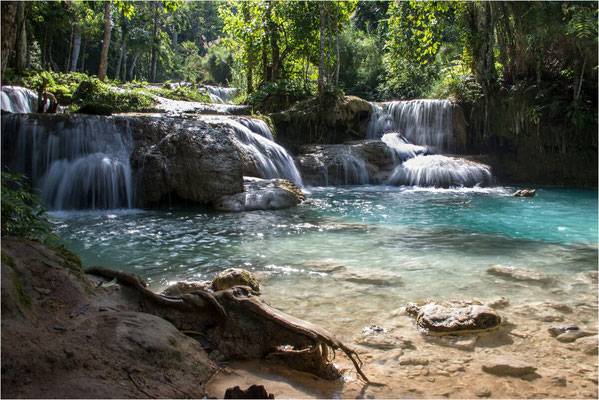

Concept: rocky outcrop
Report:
left=295, top=140, right=396, bottom=186
left=130, top=118, right=244, bottom=206
left=270, top=96, right=373, bottom=151
left=214, top=177, right=306, bottom=212
left=406, top=300, right=502, bottom=334
left=1, top=236, right=217, bottom=398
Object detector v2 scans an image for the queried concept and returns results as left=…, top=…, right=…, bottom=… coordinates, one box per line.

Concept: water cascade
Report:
left=370, top=100, right=493, bottom=188
left=367, top=99, right=453, bottom=152
left=1, top=86, right=48, bottom=114
left=1, top=115, right=134, bottom=209
left=204, top=86, right=237, bottom=104
left=202, top=116, right=303, bottom=186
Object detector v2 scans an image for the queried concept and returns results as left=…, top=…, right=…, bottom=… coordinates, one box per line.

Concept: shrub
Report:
left=1, top=172, right=56, bottom=242
left=247, top=79, right=310, bottom=113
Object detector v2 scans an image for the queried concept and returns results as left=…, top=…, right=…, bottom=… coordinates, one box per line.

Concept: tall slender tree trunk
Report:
left=128, top=51, right=139, bottom=81
left=42, top=28, right=47, bottom=69
left=318, top=2, right=326, bottom=97
left=65, top=27, right=73, bottom=72
left=1, top=1, right=17, bottom=76
left=242, top=3, right=253, bottom=94
left=98, top=1, right=112, bottom=81
left=79, top=40, right=86, bottom=72
left=15, top=1, right=27, bottom=73
left=334, top=7, right=340, bottom=86
left=115, top=11, right=127, bottom=80
left=150, top=2, right=159, bottom=82
left=70, top=24, right=82, bottom=72
left=120, top=50, right=127, bottom=81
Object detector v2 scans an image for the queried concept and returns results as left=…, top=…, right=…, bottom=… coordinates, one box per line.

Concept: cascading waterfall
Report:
left=1, top=114, right=134, bottom=209
left=1, top=86, right=47, bottom=114
left=367, top=99, right=454, bottom=152
left=202, top=116, right=303, bottom=186
left=368, top=100, right=493, bottom=188
left=204, top=86, right=237, bottom=104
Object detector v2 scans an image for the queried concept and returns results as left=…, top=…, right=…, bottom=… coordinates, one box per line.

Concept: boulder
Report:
left=295, top=141, right=397, bottom=186
left=555, top=329, right=596, bottom=343
left=0, top=236, right=217, bottom=398
left=406, top=300, right=502, bottom=334
left=212, top=268, right=260, bottom=293
left=482, top=357, right=537, bottom=377
left=214, top=177, right=306, bottom=212
left=131, top=118, right=244, bottom=206
left=486, top=264, right=553, bottom=284
left=575, top=335, right=598, bottom=355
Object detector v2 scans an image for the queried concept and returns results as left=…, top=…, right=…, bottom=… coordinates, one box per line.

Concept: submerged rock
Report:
left=224, top=385, right=275, bottom=399
left=575, top=335, right=599, bottom=355
left=212, top=268, right=260, bottom=293
left=406, top=300, right=502, bottom=334
left=555, top=329, right=596, bottom=343
left=214, top=177, right=306, bottom=212
left=482, top=357, right=537, bottom=377
left=485, top=296, right=510, bottom=309
left=486, top=264, right=553, bottom=284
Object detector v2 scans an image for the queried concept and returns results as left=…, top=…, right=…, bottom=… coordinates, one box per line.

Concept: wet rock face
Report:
left=214, top=177, right=306, bottom=212
left=295, top=141, right=396, bottom=186
left=130, top=118, right=244, bottom=206
left=212, top=268, right=260, bottom=293
left=406, top=300, right=502, bottom=334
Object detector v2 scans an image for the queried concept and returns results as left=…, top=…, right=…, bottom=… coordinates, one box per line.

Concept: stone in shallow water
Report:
left=212, top=268, right=260, bottom=293
left=548, top=325, right=580, bottom=337
left=341, top=272, right=401, bottom=286
left=580, top=270, right=598, bottom=284
left=302, top=259, right=345, bottom=273
left=512, top=302, right=572, bottom=322
left=214, top=177, right=306, bottom=212
left=575, top=335, right=598, bottom=355
left=482, top=357, right=537, bottom=377
left=555, top=329, right=596, bottom=343
left=486, top=264, right=553, bottom=283
left=406, top=300, right=501, bottom=334
left=355, top=326, right=414, bottom=350
left=486, top=296, right=510, bottom=309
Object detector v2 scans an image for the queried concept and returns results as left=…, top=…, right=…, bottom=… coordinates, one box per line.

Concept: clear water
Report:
left=53, top=186, right=598, bottom=337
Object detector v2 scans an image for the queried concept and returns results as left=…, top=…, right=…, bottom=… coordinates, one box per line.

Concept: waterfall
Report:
left=367, top=99, right=453, bottom=152
left=202, top=116, right=303, bottom=186
left=380, top=132, right=428, bottom=162
left=1, top=114, right=134, bottom=209
left=204, top=86, right=237, bottom=104
left=386, top=155, right=493, bottom=188
left=1, top=86, right=47, bottom=114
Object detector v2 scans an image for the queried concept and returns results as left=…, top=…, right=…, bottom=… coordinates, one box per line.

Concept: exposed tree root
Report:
left=85, top=266, right=370, bottom=383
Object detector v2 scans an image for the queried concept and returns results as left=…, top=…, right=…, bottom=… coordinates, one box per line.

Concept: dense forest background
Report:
left=1, top=1, right=597, bottom=184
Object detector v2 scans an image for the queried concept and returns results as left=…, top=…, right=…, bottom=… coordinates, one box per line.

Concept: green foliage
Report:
left=247, top=79, right=310, bottom=113
left=337, top=24, right=386, bottom=101
left=427, top=60, right=483, bottom=103
left=1, top=172, right=56, bottom=242
left=72, top=78, right=156, bottom=112
left=151, top=84, right=212, bottom=103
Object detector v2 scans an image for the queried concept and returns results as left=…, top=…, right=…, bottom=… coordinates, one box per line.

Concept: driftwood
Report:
left=85, top=266, right=370, bottom=383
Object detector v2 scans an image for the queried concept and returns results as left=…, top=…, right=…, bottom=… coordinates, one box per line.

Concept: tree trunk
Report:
left=128, top=51, right=139, bottom=81
left=334, top=6, right=340, bottom=86
left=70, top=25, right=82, bottom=72
left=318, top=2, right=326, bottom=97
left=172, top=29, right=178, bottom=57
left=115, top=11, right=127, bottom=80
left=98, top=1, right=112, bottom=81
left=242, top=3, right=253, bottom=94
left=42, top=28, right=47, bottom=69
left=79, top=40, right=86, bottom=72
left=150, top=2, right=159, bottom=82
left=119, top=42, right=128, bottom=81
left=267, top=2, right=280, bottom=81
left=1, top=1, right=18, bottom=76
left=65, top=27, right=73, bottom=72
left=15, top=1, right=26, bottom=73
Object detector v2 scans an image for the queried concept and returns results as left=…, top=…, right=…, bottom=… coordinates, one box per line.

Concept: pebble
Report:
left=548, top=325, right=579, bottom=337
left=399, top=357, right=429, bottom=366
left=486, top=296, right=510, bottom=309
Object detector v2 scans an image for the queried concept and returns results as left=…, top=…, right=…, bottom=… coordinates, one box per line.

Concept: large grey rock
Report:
left=214, top=177, right=306, bottom=212
left=131, top=118, right=244, bottom=206
left=482, top=357, right=537, bottom=377
left=486, top=264, right=553, bottom=284
left=406, top=300, right=502, bottom=334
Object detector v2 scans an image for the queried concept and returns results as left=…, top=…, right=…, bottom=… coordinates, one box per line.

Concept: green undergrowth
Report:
left=150, top=84, right=213, bottom=103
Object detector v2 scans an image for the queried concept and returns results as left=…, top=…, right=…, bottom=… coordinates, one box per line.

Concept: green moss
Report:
left=7, top=265, right=31, bottom=310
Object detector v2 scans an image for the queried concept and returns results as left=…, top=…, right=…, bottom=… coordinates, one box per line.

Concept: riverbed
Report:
left=52, top=185, right=598, bottom=398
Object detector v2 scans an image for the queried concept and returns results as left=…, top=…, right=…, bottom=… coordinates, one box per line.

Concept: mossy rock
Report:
left=212, top=268, right=260, bottom=293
